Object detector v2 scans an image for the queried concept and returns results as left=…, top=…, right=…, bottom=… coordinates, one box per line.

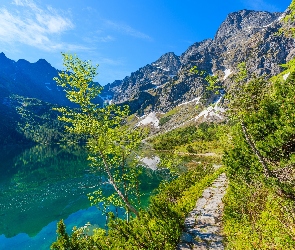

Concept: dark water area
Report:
left=0, top=144, right=167, bottom=250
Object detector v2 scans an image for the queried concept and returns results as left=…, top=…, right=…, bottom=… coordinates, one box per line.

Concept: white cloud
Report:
left=82, top=34, right=116, bottom=48
left=99, top=35, right=115, bottom=42
left=104, top=20, right=152, bottom=41
left=12, top=0, right=36, bottom=8
left=0, top=0, right=79, bottom=51
left=98, top=57, right=122, bottom=65
left=36, top=11, right=73, bottom=34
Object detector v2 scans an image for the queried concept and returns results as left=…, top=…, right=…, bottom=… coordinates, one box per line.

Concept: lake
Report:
left=0, top=144, right=170, bottom=250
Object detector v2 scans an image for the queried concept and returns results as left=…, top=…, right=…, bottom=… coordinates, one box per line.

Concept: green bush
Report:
left=159, top=116, right=172, bottom=126
left=222, top=66, right=295, bottom=249
left=151, top=123, right=223, bottom=150
left=51, top=165, right=225, bottom=249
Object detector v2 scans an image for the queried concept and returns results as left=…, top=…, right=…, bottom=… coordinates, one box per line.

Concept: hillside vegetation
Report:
left=221, top=59, right=295, bottom=249
left=149, top=59, right=295, bottom=249
left=150, top=122, right=229, bottom=155
left=0, top=95, right=67, bottom=145
left=50, top=58, right=295, bottom=249
left=49, top=1, right=295, bottom=248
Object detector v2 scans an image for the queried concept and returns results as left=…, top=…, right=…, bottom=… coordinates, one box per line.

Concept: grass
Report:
left=176, top=140, right=225, bottom=155
left=223, top=179, right=295, bottom=249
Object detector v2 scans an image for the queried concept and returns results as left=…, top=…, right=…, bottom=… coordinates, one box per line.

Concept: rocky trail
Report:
left=177, top=173, right=228, bottom=250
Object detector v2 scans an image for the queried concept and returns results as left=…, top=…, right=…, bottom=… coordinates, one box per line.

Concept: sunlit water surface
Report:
left=0, top=145, right=168, bottom=250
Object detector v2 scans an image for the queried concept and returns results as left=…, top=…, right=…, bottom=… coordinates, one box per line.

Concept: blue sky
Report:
left=0, top=0, right=291, bottom=85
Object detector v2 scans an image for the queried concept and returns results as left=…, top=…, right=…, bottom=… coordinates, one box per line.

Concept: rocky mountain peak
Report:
left=0, top=52, right=7, bottom=59
left=180, top=39, right=213, bottom=70
left=0, top=52, right=14, bottom=66
left=214, top=10, right=282, bottom=43
left=102, top=6, right=295, bottom=115
left=16, top=59, right=31, bottom=67
left=35, top=58, right=52, bottom=66
left=151, top=52, right=181, bottom=75
left=0, top=56, right=80, bottom=107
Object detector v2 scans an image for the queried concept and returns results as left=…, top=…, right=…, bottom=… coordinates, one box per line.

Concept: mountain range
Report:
left=0, top=7, right=294, bottom=143
left=0, top=53, right=72, bottom=106
left=102, top=9, right=295, bottom=115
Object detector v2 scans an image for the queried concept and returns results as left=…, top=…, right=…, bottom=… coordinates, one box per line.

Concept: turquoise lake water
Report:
left=0, top=144, right=168, bottom=250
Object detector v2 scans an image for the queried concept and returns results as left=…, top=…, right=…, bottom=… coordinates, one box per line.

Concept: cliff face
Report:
left=102, top=9, right=295, bottom=114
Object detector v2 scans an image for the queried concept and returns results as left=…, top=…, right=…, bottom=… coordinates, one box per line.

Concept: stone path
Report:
left=177, top=173, right=228, bottom=250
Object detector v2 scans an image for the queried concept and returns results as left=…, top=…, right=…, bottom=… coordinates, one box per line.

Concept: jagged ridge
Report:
left=102, top=8, right=295, bottom=115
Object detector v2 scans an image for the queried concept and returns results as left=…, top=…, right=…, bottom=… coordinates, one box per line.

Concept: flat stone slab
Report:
left=176, top=173, right=228, bottom=250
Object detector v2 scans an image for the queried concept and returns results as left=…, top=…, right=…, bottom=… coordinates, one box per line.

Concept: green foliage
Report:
left=186, top=145, right=195, bottom=153
left=159, top=115, right=172, bottom=126
left=152, top=123, right=215, bottom=150
left=226, top=70, right=295, bottom=179
left=278, top=0, right=295, bottom=37
left=150, top=123, right=225, bottom=151
left=158, top=107, right=180, bottom=126
left=222, top=57, right=295, bottom=248
left=223, top=176, right=295, bottom=249
left=164, top=107, right=179, bottom=117
left=225, top=62, right=270, bottom=122
left=190, top=66, right=223, bottom=101
left=51, top=220, right=105, bottom=250
left=0, top=95, right=70, bottom=145
left=51, top=220, right=71, bottom=249
left=232, top=62, right=247, bottom=84
left=51, top=165, right=224, bottom=249
left=54, top=53, right=145, bottom=216
left=53, top=53, right=102, bottom=108
left=204, top=74, right=221, bottom=94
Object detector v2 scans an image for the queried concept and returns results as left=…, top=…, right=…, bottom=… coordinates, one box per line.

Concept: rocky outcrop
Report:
left=103, top=52, right=181, bottom=105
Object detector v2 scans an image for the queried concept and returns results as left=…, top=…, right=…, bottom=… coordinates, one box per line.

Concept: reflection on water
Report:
left=0, top=144, right=97, bottom=238
left=0, top=144, right=167, bottom=249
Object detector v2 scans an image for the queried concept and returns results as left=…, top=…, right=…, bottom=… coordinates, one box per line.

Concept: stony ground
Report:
left=177, top=173, right=228, bottom=250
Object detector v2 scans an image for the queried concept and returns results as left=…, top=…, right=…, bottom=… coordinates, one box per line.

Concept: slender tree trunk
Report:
left=240, top=121, right=272, bottom=178
left=99, top=152, right=140, bottom=218
left=241, top=122, right=295, bottom=200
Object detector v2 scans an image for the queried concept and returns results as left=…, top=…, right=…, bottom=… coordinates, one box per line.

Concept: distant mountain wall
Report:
left=0, top=53, right=72, bottom=106
left=102, top=9, right=295, bottom=114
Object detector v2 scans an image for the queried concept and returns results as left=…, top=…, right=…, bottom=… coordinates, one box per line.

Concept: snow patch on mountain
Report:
left=263, top=22, right=274, bottom=28
left=178, top=97, right=201, bottom=106
left=137, top=112, right=160, bottom=128
left=195, top=96, right=225, bottom=121
left=278, top=13, right=285, bottom=21
left=264, top=13, right=285, bottom=27
left=223, top=69, right=232, bottom=80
